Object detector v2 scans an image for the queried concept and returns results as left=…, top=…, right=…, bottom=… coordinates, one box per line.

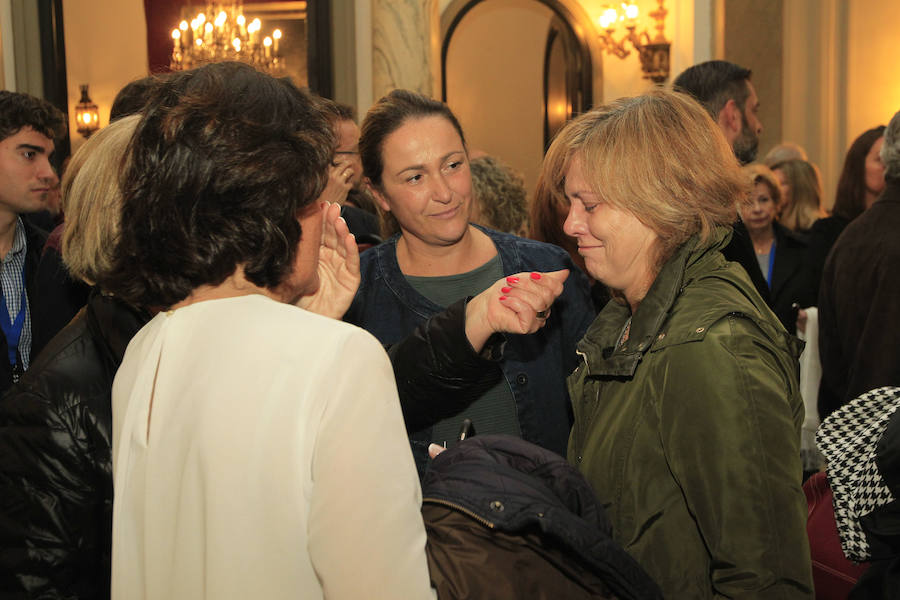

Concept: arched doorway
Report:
left=441, top=0, right=597, bottom=196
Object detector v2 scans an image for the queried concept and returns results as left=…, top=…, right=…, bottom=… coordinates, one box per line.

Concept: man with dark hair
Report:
left=0, top=91, right=65, bottom=391
left=109, top=75, right=162, bottom=122
left=817, top=108, right=900, bottom=420
left=674, top=60, right=771, bottom=306
left=674, top=60, right=763, bottom=165
left=317, top=97, right=364, bottom=193
left=315, top=96, right=382, bottom=244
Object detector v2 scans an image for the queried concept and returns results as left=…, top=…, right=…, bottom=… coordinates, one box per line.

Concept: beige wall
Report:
left=9, top=0, right=43, bottom=95
left=782, top=0, right=899, bottom=210
left=445, top=0, right=551, bottom=197
left=0, top=0, right=13, bottom=90
left=62, top=0, right=147, bottom=152
left=723, top=0, right=783, bottom=163
left=846, top=1, right=900, bottom=152
left=578, top=0, right=688, bottom=102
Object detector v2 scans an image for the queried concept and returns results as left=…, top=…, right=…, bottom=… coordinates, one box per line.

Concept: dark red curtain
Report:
left=143, top=0, right=272, bottom=73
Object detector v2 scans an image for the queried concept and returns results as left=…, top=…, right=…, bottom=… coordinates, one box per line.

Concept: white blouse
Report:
left=110, top=294, right=435, bottom=600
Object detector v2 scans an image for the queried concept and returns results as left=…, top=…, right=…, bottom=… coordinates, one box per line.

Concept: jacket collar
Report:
left=576, top=227, right=733, bottom=377
left=878, top=178, right=900, bottom=205
left=369, top=224, right=516, bottom=317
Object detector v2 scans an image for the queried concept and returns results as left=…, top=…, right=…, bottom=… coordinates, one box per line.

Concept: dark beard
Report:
left=733, top=113, right=759, bottom=165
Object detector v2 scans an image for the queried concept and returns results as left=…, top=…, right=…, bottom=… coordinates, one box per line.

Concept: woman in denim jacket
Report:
left=345, top=90, right=594, bottom=473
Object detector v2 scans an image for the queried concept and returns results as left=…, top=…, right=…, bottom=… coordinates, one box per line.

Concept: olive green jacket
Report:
left=568, top=228, right=813, bottom=599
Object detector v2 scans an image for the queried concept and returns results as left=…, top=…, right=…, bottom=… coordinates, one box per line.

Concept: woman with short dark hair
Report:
left=105, top=63, right=435, bottom=600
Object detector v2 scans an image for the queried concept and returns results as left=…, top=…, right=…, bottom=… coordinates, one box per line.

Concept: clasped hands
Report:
left=297, top=200, right=569, bottom=350
left=464, top=269, right=569, bottom=353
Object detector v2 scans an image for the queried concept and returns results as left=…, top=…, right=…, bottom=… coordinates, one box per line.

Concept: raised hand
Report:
left=463, top=269, right=569, bottom=352
left=296, top=202, right=360, bottom=319
left=318, top=157, right=356, bottom=206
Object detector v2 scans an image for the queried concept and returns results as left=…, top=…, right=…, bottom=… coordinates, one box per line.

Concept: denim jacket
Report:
left=345, top=225, right=595, bottom=470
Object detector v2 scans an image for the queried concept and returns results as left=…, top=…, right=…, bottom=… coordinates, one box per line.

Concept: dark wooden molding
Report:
left=37, top=0, right=70, bottom=163
left=306, top=0, right=333, bottom=97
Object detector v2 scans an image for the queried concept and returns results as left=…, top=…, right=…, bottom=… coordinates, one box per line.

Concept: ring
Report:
left=536, top=310, right=549, bottom=319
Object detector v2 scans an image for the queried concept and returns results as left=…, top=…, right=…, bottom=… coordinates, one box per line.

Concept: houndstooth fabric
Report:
left=816, top=386, right=900, bottom=562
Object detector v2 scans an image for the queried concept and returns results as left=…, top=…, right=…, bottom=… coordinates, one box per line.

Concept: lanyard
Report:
left=0, top=263, right=27, bottom=372
left=766, top=239, right=777, bottom=289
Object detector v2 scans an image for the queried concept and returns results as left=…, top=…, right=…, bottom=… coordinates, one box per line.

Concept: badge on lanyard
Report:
left=0, top=265, right=27, bottom=382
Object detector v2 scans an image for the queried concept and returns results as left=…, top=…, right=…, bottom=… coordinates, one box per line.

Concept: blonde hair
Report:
left=742, top=162, right=782, bottom=204
left=61, top=115, right=139, bottom=285
left=542, top=89, right=746, bottom=267
left=771, top=158, right=824, bottom=232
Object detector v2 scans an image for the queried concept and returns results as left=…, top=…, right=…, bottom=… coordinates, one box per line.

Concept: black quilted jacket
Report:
left=0, top=291, right=147, bottom=599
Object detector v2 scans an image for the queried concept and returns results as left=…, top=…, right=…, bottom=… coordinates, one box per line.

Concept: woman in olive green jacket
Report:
left=540, top=89, right=813, bottom=598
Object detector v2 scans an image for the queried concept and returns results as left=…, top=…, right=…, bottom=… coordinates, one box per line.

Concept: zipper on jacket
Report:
left=422, top=498, right=497, bottom=529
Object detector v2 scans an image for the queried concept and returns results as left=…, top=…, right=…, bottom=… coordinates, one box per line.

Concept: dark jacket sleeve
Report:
left=32, top=245, right=91, bottom=359
left=388, top=298, right=503, bottom=433
left=0, top=388, right=111, bottom=600
left=723, top=219, right=773, bottom=308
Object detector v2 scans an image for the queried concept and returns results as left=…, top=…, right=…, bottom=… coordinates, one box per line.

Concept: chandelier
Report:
left=170, top=3, right=284, bottom=73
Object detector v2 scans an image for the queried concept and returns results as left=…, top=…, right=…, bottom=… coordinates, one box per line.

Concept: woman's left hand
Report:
left=318, top=157, right=355, bottom=206
left=296, top=202, right=360, bottom=319
left=464, top=269, right=569, bottom=352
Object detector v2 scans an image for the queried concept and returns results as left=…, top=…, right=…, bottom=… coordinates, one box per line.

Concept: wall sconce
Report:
left=596, top=1, right=670, bottom=83
left=75, top=84, right=100, bottom=139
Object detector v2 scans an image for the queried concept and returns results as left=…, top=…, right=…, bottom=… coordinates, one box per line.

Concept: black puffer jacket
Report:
left=422, top=435, right=662, bottom=600
left=0, top=291, right=148, bottom=599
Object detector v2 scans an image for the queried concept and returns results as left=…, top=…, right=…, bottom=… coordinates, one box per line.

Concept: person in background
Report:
left=548, top=89, right=812, bottom=598
left=0, top=115, right=145, bottom=600
left=673, top=60, right=772, bottom=307
left=764, top=141, right=808, bottom=167
left=346, top=89, right=594, bottom=474
left=104, top=62, right=434, bottom=600
left=740, top=163, right=810, bottom=333
left=31, top=76, right=164, bottom=356
left=316, top=97, right=379, bottom=215
left=803, top=125, right=885, bottom=302
left=0, top=91, right=65, bottom=390
left=814, top=386, right=900, bottom=599
left=770, top=158, right=826, bottom=233
left=529, top=160, right=611, bottom=312
left=818, top=109, right=900, bottom=421
left=315, top=96, right=383, bottom=248
left=468, top=155, right=529, bottom=235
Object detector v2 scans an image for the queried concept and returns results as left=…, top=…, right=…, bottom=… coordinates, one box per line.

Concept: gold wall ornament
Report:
left=595, top=0, right=670, bottom=83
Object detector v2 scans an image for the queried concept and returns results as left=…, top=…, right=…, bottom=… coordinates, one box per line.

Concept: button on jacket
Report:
left=568, top=227, right=814, bottom=599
